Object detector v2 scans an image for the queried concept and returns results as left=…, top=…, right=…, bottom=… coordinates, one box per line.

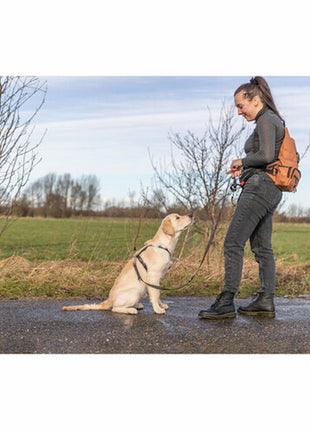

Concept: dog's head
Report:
left=162, top=213, right=193, bottom=237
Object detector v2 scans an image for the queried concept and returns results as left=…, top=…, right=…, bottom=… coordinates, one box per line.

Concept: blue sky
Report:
left=31, top=76, right=310, bottom=210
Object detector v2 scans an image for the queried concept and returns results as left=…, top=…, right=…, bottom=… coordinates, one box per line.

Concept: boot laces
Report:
left=210, top=292, right=225, bottom=309
left=252, top=291, right=264, bottom=303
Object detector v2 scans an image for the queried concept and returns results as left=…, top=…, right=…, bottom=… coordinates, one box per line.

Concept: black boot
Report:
left=198, top=292, right=236, bottom=319
left=238, top=291, right=275, bottom=318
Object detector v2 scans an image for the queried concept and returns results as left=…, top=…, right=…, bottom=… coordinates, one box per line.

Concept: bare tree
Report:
left=43, top=173, right=57, bottom=197
left=0, top=76, right=47, bottom=232
left=149, top=102, right=247, bottom=225
left=82, top=175, right=100, bottom=211
left=28, top=178, right=44, bottom=207
left=23, top=173, right=101, bottom=216
left=55, top=173, right=72, bottom=211
left=140, top=187, right=169, bottom=216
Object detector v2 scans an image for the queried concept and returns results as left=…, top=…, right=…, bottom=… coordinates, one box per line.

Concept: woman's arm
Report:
left=241, top=115, right=276, bottom=168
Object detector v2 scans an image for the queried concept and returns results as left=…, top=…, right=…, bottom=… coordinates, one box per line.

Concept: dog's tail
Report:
left=62, top=298, right=112, bottom=312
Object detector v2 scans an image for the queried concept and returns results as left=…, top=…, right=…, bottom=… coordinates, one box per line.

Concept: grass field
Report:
left=0, top=217, right=162, bottom=262
left=0, top=217, right=309, bottom=299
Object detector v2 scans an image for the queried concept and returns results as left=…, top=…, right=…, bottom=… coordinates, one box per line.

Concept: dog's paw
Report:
left=154, top=307, right=166, bottom=314
left=62, top=306, right=77, bottom=311
left=160, top=303, right=169, bottom=310
left=112, top=306, right=138, bottom=315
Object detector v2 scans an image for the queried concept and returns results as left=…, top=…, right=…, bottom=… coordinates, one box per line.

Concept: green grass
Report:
left=0, top=217, right=309, bottom=299
left=272, top=224, right=310, bottom=264
left=240, top=223, right=310, bottom=265
left=0, top=217, right=160, bottom=262
left=0, top=217, right=309, bottom=264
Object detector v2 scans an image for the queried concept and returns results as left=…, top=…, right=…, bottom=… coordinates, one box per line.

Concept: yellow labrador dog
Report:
left=62, top=214, right=193, bottom=315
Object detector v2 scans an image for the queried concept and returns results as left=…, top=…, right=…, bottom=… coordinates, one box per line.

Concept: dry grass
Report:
left=164, top=250, right=310, bottom=297
left=0, top=255, right=123, bottom=299
left=0, top=251, right=309, bottom=299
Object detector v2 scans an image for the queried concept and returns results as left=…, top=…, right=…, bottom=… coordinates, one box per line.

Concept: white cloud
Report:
left=26, top=77, right=310, bottom=207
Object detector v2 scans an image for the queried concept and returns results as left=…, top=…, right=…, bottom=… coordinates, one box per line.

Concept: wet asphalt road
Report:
left=1, top=296, right=310, bottom=353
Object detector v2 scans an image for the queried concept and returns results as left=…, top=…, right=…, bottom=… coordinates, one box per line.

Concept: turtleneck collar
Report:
left=255, top=105, right=268, bottom=122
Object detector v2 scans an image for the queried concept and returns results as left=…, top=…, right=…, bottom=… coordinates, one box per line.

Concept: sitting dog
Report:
left=62, top=214, right=193, bottom=315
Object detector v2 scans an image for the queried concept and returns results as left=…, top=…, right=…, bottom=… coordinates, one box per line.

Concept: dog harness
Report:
left=133, top=244, right=172, bottom=290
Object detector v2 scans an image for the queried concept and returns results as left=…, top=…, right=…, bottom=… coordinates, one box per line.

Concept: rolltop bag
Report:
left=265, top=127, right=301, bottom=192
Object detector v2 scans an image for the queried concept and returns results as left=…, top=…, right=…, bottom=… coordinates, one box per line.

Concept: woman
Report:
left=199, top=76, right=284, bottom=319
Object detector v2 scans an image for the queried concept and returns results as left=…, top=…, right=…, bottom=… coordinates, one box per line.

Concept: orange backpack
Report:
left=265, top=127, right=301, bottom=192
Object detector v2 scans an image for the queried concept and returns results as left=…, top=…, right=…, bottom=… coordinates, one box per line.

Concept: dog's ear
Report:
left=162, top=218, right=175, bottom=236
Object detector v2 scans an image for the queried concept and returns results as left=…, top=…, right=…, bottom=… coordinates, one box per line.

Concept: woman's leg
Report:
left=249, top=209, right=276, bottom=295
left=199, top=189, right=269, bottom=319
left=199, top=173, right=282, bottom=319
left=223, top=191, right=270, bottom=294
left=223, top=173, right=282, bottom=294
left=237, top=204, right=279, bottom=317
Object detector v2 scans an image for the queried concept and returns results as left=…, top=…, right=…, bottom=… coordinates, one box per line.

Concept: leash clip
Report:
left=230, top=178, right=245, bottom=192
left=230, top=178, right=239, bottom=192
left=230, top=178, right=244, bottom=207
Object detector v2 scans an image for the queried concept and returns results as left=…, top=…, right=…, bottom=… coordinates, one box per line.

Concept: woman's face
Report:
left=234, top=91, right=262, bottom=122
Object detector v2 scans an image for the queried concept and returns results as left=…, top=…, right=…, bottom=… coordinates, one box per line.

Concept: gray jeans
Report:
left=223, top=172, right=282, bottom=295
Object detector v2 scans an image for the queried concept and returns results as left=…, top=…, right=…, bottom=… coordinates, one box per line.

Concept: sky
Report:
left=29, top=75, right=310, bottom=211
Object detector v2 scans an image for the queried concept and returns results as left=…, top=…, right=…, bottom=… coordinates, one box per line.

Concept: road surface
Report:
left=1, top=296, right=310, bottom=353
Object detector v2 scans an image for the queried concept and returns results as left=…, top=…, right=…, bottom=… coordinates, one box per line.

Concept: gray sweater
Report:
left=241, top=108, right=285, bottom=181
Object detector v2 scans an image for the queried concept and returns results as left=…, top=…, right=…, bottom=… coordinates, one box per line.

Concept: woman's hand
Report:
left=227, top=159, right=243, bottom=178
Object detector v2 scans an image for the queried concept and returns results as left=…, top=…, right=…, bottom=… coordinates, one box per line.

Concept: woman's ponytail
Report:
left=234, top=76, right=284, bottom=124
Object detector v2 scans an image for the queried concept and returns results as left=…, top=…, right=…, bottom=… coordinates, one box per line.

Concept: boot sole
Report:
left=199, top=312, right=236, bottom=320
left=238, top=309, right=275, bottom=318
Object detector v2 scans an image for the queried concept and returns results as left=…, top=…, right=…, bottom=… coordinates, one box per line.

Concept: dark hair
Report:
left=234, top=76, right=284, bottom=123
